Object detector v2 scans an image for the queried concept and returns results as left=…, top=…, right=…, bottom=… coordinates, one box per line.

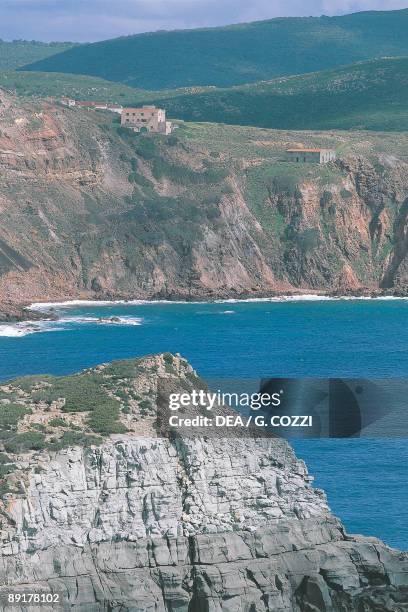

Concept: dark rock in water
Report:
left=0, top=302, right=57, bottom=323
left=97, top=316, right=122, bottom=324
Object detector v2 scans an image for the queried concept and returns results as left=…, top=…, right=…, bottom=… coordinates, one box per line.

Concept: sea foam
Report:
left=0, top=315, right=143, bottom=338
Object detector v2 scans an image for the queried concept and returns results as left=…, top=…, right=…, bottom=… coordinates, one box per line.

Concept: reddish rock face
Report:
left=1, top=88, right=408, bottom=320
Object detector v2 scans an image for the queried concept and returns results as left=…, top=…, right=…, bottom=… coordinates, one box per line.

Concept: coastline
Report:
left=0, top=292, right=406, bottom=338
left=29, top=293, right=408, bottom=312
left=1, top=286, right=408, bottom=327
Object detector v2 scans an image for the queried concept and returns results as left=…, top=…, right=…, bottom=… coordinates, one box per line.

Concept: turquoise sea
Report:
left=0, top=298, right=407, bottom=549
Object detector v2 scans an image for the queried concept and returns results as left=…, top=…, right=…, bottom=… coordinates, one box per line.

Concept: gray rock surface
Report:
left=1, top=435, right=408, bottom=611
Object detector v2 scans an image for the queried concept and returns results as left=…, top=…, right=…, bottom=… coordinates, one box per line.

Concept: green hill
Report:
left=3, top=57, right=408, bottom=133
left=21, top=9, right=408, bottom=90
left=0, top=40, right=75, bottom=71
left=0, top=71, right=151, bottom=103
left=143, top=57, right=408, bottom=131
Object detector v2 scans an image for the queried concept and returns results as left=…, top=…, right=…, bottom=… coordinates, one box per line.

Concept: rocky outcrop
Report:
left=0, top=357, right=407, bottom=610
left=1, top=89, right=408, bottom=312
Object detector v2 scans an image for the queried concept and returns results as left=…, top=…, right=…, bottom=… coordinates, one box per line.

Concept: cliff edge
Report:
left=2, top=91, right=408, bottom=320
left=0, top=355, right=407, bottom=610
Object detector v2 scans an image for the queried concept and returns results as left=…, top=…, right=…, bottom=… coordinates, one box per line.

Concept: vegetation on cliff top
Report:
left=0, top=354, right=199, bottom=499
left=0, top=354, right=188, bottom=452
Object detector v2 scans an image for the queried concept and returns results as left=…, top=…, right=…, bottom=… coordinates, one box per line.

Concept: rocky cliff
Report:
left=1, top=89, right=408, bottom=319
left=0, top=355, right=407, bottom=610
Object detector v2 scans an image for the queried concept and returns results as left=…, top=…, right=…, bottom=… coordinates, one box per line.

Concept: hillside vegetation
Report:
left=143, top=57, right=408, bottom=131
left=1, top=90, right=408, bottom=313
left=21, top=9, right=408, bottom=89
left=1, top=56, right=407, bottom=132
left=0, top=40, right=75, bottom=71
left=0, top=70, right=151, bottom=103
left=0, top=353, right=195, bottom=495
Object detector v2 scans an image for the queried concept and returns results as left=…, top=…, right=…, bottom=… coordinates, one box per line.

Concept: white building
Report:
left=285, top=148, right=336, bottom=164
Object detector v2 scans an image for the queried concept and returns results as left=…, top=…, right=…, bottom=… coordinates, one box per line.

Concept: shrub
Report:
left=0, top=404, right=31, bottom=430
left=166, top=135, right=179, bottom=146
left=88, top=400, right=127, bottom=435
left=0, top=452, right=15, bottom=479
left=139, top=399, right=152, bottom=411
left=297, top=228, right=321, bottom=253
left=116, top=126, right=137, bottom=139
left=33, top=374, right=126, bottom=435
left=102, top=359, right=144, bottom=379
left=5, top=432, right=46, bottom=454
left=33, top=376, right=111, bottom=413
left=340, top=188, right=353, bottom=199
left=320, top=190, right=333, bottom=207
left=47, top=431, right=102, bottom=451
left=151, top=157, right=228, bottom=186
left=135, top=137, right=156, bottom=159
left=128, top=172, right=152, bottom=188
left=0, top=482, right=11, bottom=498
left=49, top=418, right=67, bottom=428
left=9, top=374, right=54, bottom=392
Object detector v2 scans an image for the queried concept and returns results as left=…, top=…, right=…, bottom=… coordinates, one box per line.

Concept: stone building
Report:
left=285, top=148, right=336, bottom=164
left=121, top=106, right=172, bottom=134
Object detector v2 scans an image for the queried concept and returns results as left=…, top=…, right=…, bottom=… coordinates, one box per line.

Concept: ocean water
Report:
left=0, top=298, right=407, bottom=548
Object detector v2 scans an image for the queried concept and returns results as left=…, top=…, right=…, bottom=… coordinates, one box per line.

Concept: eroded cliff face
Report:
left=2, top=436, right=408, bottom=610
left=0, top=356, right=407, bottom=610
left=1, top=89, right=408, bottom=318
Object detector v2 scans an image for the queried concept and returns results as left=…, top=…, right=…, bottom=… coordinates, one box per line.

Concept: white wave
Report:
left=59, top=315, right=142, bottom=325
left=0, top=315, right=143, bottom=338
left=0, top=324, right=31, bottom=337
left=93, top=316, right=143, bottom=326
left=29, top=299, right=185, bottom=311
left=217, top=295, right=408, bottom=303
left=0, top=321, right=59, bottom=337
left=28, top=294, right=408, bottom=313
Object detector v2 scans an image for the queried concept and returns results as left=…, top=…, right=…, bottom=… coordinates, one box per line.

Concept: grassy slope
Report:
left=143, top=57, right=408, bottom=131
left=0, top=40, right=75, bottom=71
left=21, top=9, right=408, bottom=89
left=0, top=70, right=152, bottom=103
left=2, top=56, right=408, bottom=132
